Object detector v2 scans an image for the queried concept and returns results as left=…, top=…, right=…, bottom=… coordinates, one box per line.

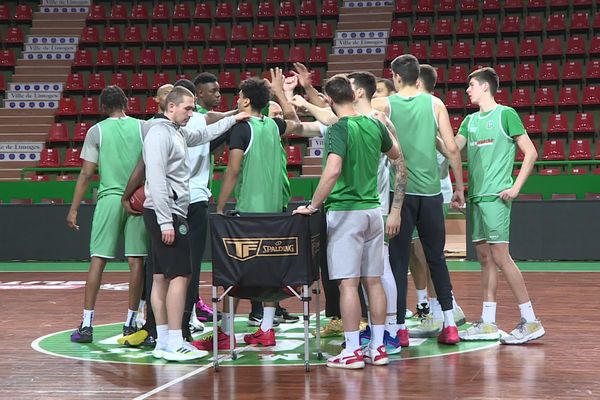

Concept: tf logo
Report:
left=223, top=239, right=261, bottom=261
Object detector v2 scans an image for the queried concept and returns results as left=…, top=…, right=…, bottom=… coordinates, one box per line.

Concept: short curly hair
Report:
left=100, top=85, right=128, bottom=114
left=239, top=77, right=271, bottom=111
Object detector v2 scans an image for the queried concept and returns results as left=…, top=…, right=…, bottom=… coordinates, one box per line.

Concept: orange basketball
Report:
left=129, top=186, right=146, bottom=213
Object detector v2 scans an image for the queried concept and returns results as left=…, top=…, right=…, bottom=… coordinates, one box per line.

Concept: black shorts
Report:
left=143, top=208, right=192, bottom=279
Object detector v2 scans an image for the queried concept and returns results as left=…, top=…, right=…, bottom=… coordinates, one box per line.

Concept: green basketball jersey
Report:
left=458, top=105, right=526, bottom=200
left=324, top=115, right=392, bottom=211
left=96, top=117, right=143, bottom=199
left=388, top=93, right=441, bottom=196
left=196, top=105, right=209, bottom=114
left=235, top=116, right=288, bottom=212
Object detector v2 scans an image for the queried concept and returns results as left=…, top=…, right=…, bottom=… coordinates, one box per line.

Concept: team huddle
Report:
left=66, top=54, right=545, bottom=368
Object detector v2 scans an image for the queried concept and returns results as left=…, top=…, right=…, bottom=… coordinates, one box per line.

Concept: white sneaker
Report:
left=135, top=307, right=146, bottom=330
left=363, top=345, right=390, bottom=366
left=500, top=318, right=545, bottom=345
left=326, top=349, right=365, bottom=369
left=152, top=347, right=166, bottom=359
left=162, top=342, right=208, bottom=362
left=459, top=320, right=500, bottom=341
left=453, top=305, right=466, bottom=326
left=189, top=308, right=205, bottom=333
left=409, top=315, right=443, bottom=338
left=405, top=309, right=414, bottom=319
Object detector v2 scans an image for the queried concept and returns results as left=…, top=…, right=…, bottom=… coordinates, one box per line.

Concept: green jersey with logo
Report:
left=324, top=115, right=393, bottom=211
left=388, top=93, right=441, bottom=196
left=458, top=105, right=526, bottom=200
left=236, top=116, right=288, bottom=212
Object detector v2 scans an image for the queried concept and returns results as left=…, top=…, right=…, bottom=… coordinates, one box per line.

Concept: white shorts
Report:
left=326, top=208, right=384, bottom=280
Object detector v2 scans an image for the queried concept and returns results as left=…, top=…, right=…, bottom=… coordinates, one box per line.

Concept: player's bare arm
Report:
left=66, top=160, right=97, bottom=231
left=500, top=134, right=537, bottom=201
left=216, top=148, right=243, bottom=214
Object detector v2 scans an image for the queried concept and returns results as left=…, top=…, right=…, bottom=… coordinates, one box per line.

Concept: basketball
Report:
left=129, top=185, right=145, bottom=213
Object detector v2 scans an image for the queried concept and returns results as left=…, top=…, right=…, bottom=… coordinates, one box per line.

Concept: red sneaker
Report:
left=438, top=326, right=460, bottom=345
left=396, top=328, right=410, bottom=347
left=243, top=328, right=276, bottom=346
left=192, top=327, right=236, bottom=351
left=364, top=345, right=390, bottom=366
left=326, top=349, right=365, bottom=369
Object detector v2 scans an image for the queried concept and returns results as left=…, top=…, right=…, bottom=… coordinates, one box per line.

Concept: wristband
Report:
left=307, top=203, right=319, bottom=213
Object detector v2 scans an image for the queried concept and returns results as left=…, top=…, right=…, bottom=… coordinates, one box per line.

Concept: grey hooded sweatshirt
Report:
left=142, top=114, right=236, bottom=231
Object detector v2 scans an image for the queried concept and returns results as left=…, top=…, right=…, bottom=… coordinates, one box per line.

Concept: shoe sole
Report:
left=162, top=350, right=208, bottom=362
left=365, top=357, right=390, bottom=366
left=247, top=320, right=262, bottom=327
left=438, top=337, right=460, bottom=345
left=500, top=328, right=545, bottom=345
left=459, top=333, right=501, bottom=341
left=151, top=349, right=164, bottom=359
left=384, top=345, right=402, bottom=355
left=326, top=361, right=365, bottom=369
left=243, top=340, right=276, bottom=346
left=409, top=329, right=442, bottom=338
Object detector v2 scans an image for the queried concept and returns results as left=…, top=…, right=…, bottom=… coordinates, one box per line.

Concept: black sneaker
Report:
left=415, top=302, right=430, bottom=319
left=275, top=307, right=300, bottom=324
left=123, top=324, right=138, bottom=336
left=247, top=312, right=280, bottom=327
left=70, top=323, right=93, bottom=343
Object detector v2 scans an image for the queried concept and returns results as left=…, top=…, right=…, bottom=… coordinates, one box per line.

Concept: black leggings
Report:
left=388, top=193, right=454, bottom=324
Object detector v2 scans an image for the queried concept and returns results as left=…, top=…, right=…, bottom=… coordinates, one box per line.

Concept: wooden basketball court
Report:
left=1, top=263, right=599, bottom=399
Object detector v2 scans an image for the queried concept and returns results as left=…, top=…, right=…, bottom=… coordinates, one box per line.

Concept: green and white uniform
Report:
left=324, top=115, right=393, bottom=279
left=81, top=116, right=148, bottom=258
left=458, top=105, right=526, bottom=243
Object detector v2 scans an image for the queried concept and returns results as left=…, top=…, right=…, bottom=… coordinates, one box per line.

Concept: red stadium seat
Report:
left=511, top=88, right=532, bottom=109
left=474, top=41, right=494, bottom=61
left=172, top=3, right=191, bottom=21
left=252, top=24, right=271, bottom=43
left=286, top=146, right=302, bottom=166
left=569, top=139, right=592, bottom=160
left=433, top=66, right=445, bottom=84
left=539, top=168, right=562, bottom=176
left=416, top=0, right=434, bottom=14
left=433, top=18, right=453, bottom=38
left=224, top=48, right=242, bottom=65
left=110, top=4, right=128, bottom=22
left=562, top=61, right=583, bottom=82
left=218, top=72, right=238, bottom=90
left=504, top=0, right=524, bottom=11
left=519, top=39, right=539, bottom=60
left=57, top=98, right=77, bottom=117
left=445, top=90, right=465, bottom=110
left=539, top=62, right=560, bottom=83
left=278, top=1, right=297, bottom=19
left=146, top=25, right=165, bottom=45
left=231, top=24, right=250, bottom=43
left=130, top=4, right=148, bottom=21
left=103, top=26, right=121, bottom=45
left=408, top=43, right=427, bottom=60
left=72, top=122, right=91, bottom=142
left=516, top=63, right=536, bottom=83
left=127, top=97, right=143, bottom=116
left=38, top=148, right=59, bottom=168
left=523, top=15, right=543, bottom=36
left=110, top=73, right=129, bottom=90
left=299, top=0, right=318, bottom=19
left=460, top=0, right=478, bottom=13
left=437, top=0, right=456, bottom=14
left=245, top=48, right=263, bottom=66
left=151, top=72, right=171, bottom=90
left=321, top=0, right=339, bottom=18
left=240, top=71, right=256, bottom=81
left=294, top=23, right=313, bottom=41
left=501, top=15, right=521, bottom=36
left=124, top=26, right=142, bottom=45
left=266, top=46, right=286, bottom=65
left=570, top=12, right=590, bottom=32
left=534, top=87, right=556, bottom=109
left=390, top=20, right=409, bottom=40
left=496, top=40, right=516, bottom=60
left=449, top=115, right=464, bottom=134
left=386, top=44, right=405, bottom=63
left=494, top=89, right=510, bottom=105
left=451, top=42, right=471, bottom=61
left=193, top=3, right=212, bottom=21
left=72, top=49, right=92, bottom=69
left=215, top=3, right=233, bottom=20
left=188, top=25, right=206, bottom=44
left=570, top=168, right=588, bottom=175
left=546, top=13, right=567, bottom=34
left=203, top=48, right=221, bottom=66
left=542, top=140, right=566, bottom=160
left=573, top=113, right=596, bottom=134
left=236, top=2, right=254, bottom=20
left=289, top=46, right=307, bottom=63
left=145, top=97, right=158, bottom=115
left=566, top=36, right=586, bottom=57
left=139, top=49, right=157, bottom=67
left=523, top=114, right=543, bottom=135
left=131, top=72, right=148, bottom=92
left=209, top=25, right=227, bottom=43
left=429, top=42, right=448, bottom=62
left=456, top=17, right=475, bottom=37
left=63, top=148, right=83, bottom=167
left=87, top=73, right=105, bottom=92
left=48, top=123, right=69, bottom=143
left=542, top=38, right=563, bottom=59
left=479, top=17, right=498, bottom=36
left=80, top=97, right=99, bottom=116
left=13, top=4, right=32, bottom=23
left=167, top=25, right=185, bottom=44
left=65, top=73, right=85, bottom=92
left=547, top=114, right=569, bottom=134
left=412, top=19, right=431, bottom=39
left=582, top=86, right=600, bottom=107
left=87, top=4, right=106, bottom=23
left=257, top=2, right=275, bottom=19
left=181, top=48, right=199, bottom=67
left=160, top=49, right=178, bottom=68
left=117, top=49, right=135, bottom=68
left=80, top=27, right=99, bottom=45
left=586, top=61, right=600, bottom=82
left=96, top=49, right=115, bottom=68
left=482, top=0, right=501, bottom=13
left=273, top=23, right=291, bottom=42
left=558, top=87, right=580, bottom=108
left=495, top=64, right=513, bottom=84
left=447, top=65, right=468, bottom=85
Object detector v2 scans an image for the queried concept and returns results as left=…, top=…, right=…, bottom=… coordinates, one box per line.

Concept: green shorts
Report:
left=90, top=194, right=149, bottom=258
left=412, top=203, right=450, bottom=240
left=469, top=197, right=511, bottom=243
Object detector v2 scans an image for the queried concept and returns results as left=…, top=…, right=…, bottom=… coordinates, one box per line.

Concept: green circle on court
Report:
left=32, top=316, right=499, bottom=367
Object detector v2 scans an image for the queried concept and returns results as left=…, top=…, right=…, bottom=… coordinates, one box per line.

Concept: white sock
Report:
left=443, top=310, right=456, bottom=327
left=138, top=300, right=146, bottom=313
left=416, top=289, right=428, bottom=304
left=156, top=324, right=168, bottom=349
left=518, top=301, right=537, bottom=322
left=430, top=298, right=443, bottom=321
left=167, top=329, right=183, bottom=351
left=482, top=301, right=497, bottom=324
left=397, top=324, right=406, bottom=331
left=385, top=315, right=398, bottom=335
left=260, top=306, right=276, bottom=331
left=344, top=330, right=360, bottom=353
left=371, top=325, right=385, bottom=348
left=126, top=309, right=137, bottom=327
left=451, top=292, right=460, bottom=309
left=221, top=313, right=233, bottom=335
left=82, top=309, right=94, bottom=327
